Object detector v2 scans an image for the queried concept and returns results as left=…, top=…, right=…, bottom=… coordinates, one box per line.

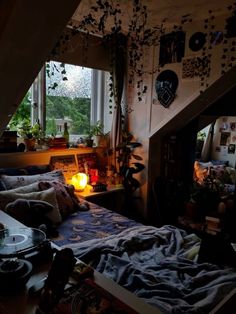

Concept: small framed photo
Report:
left=220, top=132, right=230, bottom=146
left=230, top=122, right=236, bottom=131
left=50, top=155, right=78, bottom=182
left=228, top=144, right=236, bottom=154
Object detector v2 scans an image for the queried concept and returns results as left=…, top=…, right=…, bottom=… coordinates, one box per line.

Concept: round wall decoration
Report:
left=155, top=70, right=178, bottom=108
left=189, top=32, right=206, bottom=51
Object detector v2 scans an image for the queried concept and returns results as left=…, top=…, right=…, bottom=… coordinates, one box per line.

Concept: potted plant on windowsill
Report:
left=17, top=121, right=43, bottom=151
left=90, top=121, right=105, bottom=147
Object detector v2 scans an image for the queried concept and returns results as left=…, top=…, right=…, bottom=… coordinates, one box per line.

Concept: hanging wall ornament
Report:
left=155, top=70, right=178, bottom=108
left=189, top=32, right=206, bottom=51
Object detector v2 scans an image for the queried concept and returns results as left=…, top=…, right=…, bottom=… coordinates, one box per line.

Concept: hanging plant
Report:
left=46, top=62, right=68, bottom=93
left=50, top=0, right=162, bottom=112
left=49, top=0, right=236, bottom=111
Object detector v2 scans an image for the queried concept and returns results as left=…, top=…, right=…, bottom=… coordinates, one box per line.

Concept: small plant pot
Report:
left=85, top=138, right=94, bottom=147
left=24, top=138, right=36, bottom=151
left=93, top=135, right=103, bottom=147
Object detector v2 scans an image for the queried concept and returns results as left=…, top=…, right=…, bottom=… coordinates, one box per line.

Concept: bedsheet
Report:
left=51, top=201, right=141, bottom=247
left=63, top=224, right=236, bottom=314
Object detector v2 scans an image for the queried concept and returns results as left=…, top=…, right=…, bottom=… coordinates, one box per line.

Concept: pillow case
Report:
left=38, top=180, right=80, bottom=218
left=0, top=170, right=65, bottom=190
left=0, top=182, right=40, bottom=194
left=0, top=187, right=61, bottom=224
left=0, top=164, right=51, bottom=176
left=5, top=198, right=53, bottom=227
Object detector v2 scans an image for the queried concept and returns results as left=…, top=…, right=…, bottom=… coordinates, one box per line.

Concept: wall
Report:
left=212, top=116, right=236, bottom=167
left=128, top=12, right=236, bottom=219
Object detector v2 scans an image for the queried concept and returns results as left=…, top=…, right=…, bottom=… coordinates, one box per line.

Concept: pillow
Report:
left=0, top=164, right=51, bottom=176
left=0, top=182, right=40, bottom=194
left=0, top=187, right=61, bottom=224
left=210, top=165, right=227, bottom=180
left=0, top=170, right=65, bottom=190
left=5, top=198, right=53, bottom=227
left=226, top=167, right=236, bottom=184
left=194, top=161, right=212, bottom=184
left=210, top=160, right=229, bottom=166
left=38, top=181, right=80, bottom=218
left=5, top=199, right=57, bottom=237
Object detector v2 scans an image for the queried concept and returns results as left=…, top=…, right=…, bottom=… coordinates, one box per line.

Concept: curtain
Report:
left=110, top=34, right=127, bottom=172
left=201, top=121, right=215, bottom=161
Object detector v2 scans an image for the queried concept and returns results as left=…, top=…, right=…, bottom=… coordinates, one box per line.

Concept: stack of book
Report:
left=48, top=137, right=67, bottom=149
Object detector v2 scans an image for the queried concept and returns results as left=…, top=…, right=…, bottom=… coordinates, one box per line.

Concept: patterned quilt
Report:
left=51, top=201, right=141, bottom=247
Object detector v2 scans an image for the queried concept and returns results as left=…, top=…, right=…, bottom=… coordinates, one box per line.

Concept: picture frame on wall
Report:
left=228, top=144, right=236, bottom=154
left=220, top=132, right=230, bottom=146
left=159, top=31, right=185, bottom=66
left=230, top=122, right=236, bottom=131
left=50, top=155, right=78, bottom=182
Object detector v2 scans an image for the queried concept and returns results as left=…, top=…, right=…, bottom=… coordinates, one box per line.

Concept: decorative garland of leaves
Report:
left=50, top=0, right=163, bottom=112
left=221, top=3, right=236, bottom=75
left=48, top=0, right=236, bottom=111
left=46, top=62, right=68, bottom=92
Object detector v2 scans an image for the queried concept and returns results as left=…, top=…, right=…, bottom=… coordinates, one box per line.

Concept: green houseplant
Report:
left=90, top=121, right=105, bottom=147
left=115, top=131, right=145, bottom=216
left=17, top=120, right=44, bottom=151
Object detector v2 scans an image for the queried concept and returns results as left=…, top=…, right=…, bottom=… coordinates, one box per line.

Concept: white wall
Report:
left=127, top=12, right=236, bottom=217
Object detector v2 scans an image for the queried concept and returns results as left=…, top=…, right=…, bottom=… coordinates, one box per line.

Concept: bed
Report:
left=49, top=200, right=236, bottom=314
left=0, top=165, right=236, bottom=313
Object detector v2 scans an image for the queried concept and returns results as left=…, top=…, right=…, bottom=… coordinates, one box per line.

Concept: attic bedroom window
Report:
left=45, top=62, right=92, bottom=141
left=8, top=62, right=111, bottom=145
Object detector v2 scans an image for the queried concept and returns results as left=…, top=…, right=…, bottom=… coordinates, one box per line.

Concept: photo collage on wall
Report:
left=216, top=118, right=236, bottom=154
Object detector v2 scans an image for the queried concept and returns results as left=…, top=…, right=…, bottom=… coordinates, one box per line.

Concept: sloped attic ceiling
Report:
left=0, top=0, right=81, bottom=135
left=72, top=0, right=233, bottom=28
left=0, top=0, right=234, bottom=136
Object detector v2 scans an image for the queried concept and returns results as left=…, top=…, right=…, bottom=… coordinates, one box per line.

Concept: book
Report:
left=52, top=278, right=138, bottom=314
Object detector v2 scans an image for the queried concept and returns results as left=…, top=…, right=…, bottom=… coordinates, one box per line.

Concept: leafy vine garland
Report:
left=48, top=0, right=236, bottom=112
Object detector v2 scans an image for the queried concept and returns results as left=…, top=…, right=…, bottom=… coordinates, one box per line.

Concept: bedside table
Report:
left=76, top=185, right=125, bottom=212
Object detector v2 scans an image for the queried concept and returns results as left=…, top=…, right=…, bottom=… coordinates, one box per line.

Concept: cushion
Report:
left=193, top=161, right=212, bottom=184
left=5, top=198, right=53, bottom=227
left=38, top=181, right=80, bottom=218
left=0, top=187, right=61, bottom=224
left=226, top=167, right=236, bottom=184
left=210, top=165, right=227, bottom=180
left=210, top=160, right=229, bottom=166
left=0, top=164, right=51, bottom=176
left=0, top=182, right=40, bottom=194
left=5, top=199, right=58, bottom=237
left=0, top=170, right=65, bottom=190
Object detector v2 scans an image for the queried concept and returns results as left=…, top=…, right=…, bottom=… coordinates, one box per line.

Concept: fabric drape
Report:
left=110, top=34, right=127, bottom=171
left=201, top=121, right=215, bottom=161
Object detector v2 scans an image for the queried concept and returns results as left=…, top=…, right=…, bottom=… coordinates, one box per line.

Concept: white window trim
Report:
left=32, top=65, right=107, bottom=131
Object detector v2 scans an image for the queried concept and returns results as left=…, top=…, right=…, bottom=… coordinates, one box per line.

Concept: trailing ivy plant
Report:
left=46, top=62, right=68, bottom=93
left=50, top=0, right=162, bottom=112
left=49, top=0, right=236, bottom=112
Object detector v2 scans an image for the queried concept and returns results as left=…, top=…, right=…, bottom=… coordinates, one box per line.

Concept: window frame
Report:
left=30, top=62, right=109, bottom=137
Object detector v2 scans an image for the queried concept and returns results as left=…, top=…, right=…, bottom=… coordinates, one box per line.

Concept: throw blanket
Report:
left=65, top=225, right=236, bottom=314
